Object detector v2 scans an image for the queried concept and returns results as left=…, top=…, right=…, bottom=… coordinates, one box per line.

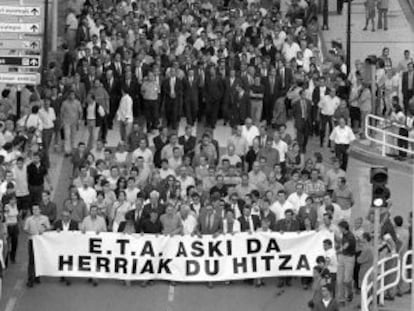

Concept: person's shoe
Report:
left=303, top=284, right=309, bottom=290
left=371, top=28, right=375, bottom=32
left=26, top=281, right=34, bottom=288
left=34, top=277, right=41, bottom=284
left=92, top=280, right=98, bottom=287
left=363, top=27, right=367, bottom=31
left=59, top=277, right=65, bottom=283
left=141, top=281, right=148, bottom=288
left=384, top=27, right=388, bottom=31
left=65, top=280, right=71, bottom=286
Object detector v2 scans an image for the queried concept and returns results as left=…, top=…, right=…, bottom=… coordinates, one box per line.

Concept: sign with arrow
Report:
left=0, top=39, right=41, bottom=50
left=0, top=6, right=41, bottom=16
left=0, top=23, right=40, bottom=33
left=0, top=56, right=40, bottom=68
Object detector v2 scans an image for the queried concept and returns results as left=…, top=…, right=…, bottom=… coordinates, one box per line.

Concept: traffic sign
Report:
left=0, top=56, right=40, bottom=67
left=0, top=23, right=40, bottom=33
left=0, top=39, right=41, bottom=50
left=0, top=6, right=41, bottom=16
left=0, top=72, right=40, bottom=85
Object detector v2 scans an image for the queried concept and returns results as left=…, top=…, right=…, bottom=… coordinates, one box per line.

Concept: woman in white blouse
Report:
left=111, top=190, right=132, bottom=232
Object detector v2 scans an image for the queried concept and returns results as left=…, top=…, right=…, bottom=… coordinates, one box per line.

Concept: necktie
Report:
left=245, top=217, right=250, bottom=229
left=270, top=77, right=274, bottom=93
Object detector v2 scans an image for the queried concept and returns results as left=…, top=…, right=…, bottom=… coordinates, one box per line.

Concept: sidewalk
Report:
left=320, top=0, right=414, bottom=65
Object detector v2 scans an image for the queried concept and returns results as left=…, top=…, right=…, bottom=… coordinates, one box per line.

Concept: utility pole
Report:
left=41, top=0, right=50, bottom=85
left=346, top=0, right=351, bottom=75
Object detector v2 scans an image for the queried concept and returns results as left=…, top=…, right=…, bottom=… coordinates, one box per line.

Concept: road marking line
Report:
left=13, top=279, right=24, bottom=291
left=168, top=285, right=175, bottom=302
left=5, top=297, right=17, bottom=311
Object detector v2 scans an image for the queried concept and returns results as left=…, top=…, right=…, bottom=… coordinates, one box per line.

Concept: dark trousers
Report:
left=403, top=90, right=414, bottom=113
left=29, top=184, right=43, bottom=206
left=108, top=99, right=119, bottom=128
left=330, top=273, right=337, bottom=297
left=17, top=195, right=31, bottom=217
left=320, top=114, right=333, bottom=147
left=296, top=120, right=309, bottom=153
left=145, top=99, right=160, bottom=130
left=334, top=143, right=350, bottom=171
left=205, top=100, right=220, bottom=128
left=311, top=104, right=320, bottom=135
left=350, top=106, right=361, bottom=131
left=184, top=99, right=198, bottom=126
left=165, top=98, right=179, bottom=130
left=337, top=0, right=343, bottom=14
left=7, top=224, right=19, bottom=262
left=98, top=116, right=108, bottom=143
left=27, top=239, right=35, bottom=282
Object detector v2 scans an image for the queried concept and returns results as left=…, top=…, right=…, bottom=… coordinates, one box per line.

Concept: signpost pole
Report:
left=16, top=87, right=21, bottom=119
left=41, top=0, right=49, bottom=85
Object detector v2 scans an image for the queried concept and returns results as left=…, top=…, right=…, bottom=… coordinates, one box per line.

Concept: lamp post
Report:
left=346, top=0, right=352, bottom=74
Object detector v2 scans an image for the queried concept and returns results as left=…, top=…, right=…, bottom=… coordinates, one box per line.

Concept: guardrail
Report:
left=365, top=114, right=414, bottom=156
left=402, top=250, right=412, bottom=284
left=361, top=253, right=401, bottom=311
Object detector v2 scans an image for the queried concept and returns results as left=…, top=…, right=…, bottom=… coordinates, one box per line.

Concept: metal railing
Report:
left=402, top=250, right=412, bottom=284
left=361, top=253, right=401, bottom=311
left=365, top=114, right=414, bottom=156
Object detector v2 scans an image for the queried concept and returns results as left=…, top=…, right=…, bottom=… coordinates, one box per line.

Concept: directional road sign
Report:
left=0, top=23, right=40, bottom=33
left=0, top=72, right=40, bottom=85
left=0, top=6, right=41, bottom=16
left=0, top=39, right=41, bottom=50
left=0, top=56, right=40, bottom=67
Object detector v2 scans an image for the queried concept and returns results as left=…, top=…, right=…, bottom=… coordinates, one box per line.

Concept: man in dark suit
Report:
left=275, top=208, right=300, bottom=288
left=223, top=69, right=239, bottom=125
left=53, top=209, right=79, bottom=286
left=260, top=36, right=277, bottom=63
left=124, top=194, right=145, bottom=232
left=53, top=209, right=79, bottom=231
left=178, top=125, right=197, bottom=159
left=204, top=67, right=224, bottom=128
left=312, top=76, right=329, bottom=136
left=262, top=67, right=282, bottom=125
left=277, top=61, right=294, bottom=97
left=110, top=52, right=125, bottom=81
left=402, top=62, right=414, bottom=113
left=183, top=68, right=199, bottom=126
left=197, top=204, right=223, bottom=235
left=162, top=68, right=183, bottom=130
left=297, top=196, right=318, bottom=230
left=238, top=205, right=261, bottom=232
left=230, top=84, right=250, bottom=127
left=292, top=89, right=313, bottom=153
left=102, top=69, right=121, bottom=129
left=122, top=69, right=140, bottom=119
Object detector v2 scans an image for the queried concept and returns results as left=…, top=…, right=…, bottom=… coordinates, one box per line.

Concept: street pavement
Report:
left=321, top=0, right=414, bottom=66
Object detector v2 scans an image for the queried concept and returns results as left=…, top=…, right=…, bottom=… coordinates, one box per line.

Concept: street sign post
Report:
left=0, top=0, right=45, bottom=118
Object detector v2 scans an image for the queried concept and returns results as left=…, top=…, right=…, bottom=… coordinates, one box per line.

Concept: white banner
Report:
left=33, top=231, right=333, bottom=282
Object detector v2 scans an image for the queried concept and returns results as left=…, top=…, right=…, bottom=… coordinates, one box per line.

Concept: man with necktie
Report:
left=293, top=89, right=312, bottom=153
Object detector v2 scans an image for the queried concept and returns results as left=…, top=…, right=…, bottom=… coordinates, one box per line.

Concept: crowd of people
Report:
left=0, top=0, right=412, bottom=310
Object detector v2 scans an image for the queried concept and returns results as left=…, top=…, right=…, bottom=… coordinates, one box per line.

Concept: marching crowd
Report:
left=0, top=0, right=412, bottom=310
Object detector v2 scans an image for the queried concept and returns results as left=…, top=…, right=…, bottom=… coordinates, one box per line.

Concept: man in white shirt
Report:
left=117, top=87, right=133, bottom=141
left=323, top=238, right=338, bottom=295
left=318, top=194, right=344, bottom=225
left=272, top=130, right=288, bottom=172
left=241, top=118, right=260, bottom=146
left=77, top=180, right=97, bottom=210
left=270, top=189, right=294, bottom=220
left=39, top=98, right=56, bottom=152
left=287, top=182, right=308, bottom=213
left=179, top=205, right=198, bottom=235
left=319, top=88, right=340, bottom=148
left=176, top=167, right=195, bottom=199
left=329, top=117, right=356, bottom=171
left=132, top=138, right=153, bottom=163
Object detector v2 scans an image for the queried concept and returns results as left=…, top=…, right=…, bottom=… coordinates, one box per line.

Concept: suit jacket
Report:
left=153, top=134, right=169, bottom=167
left=297, top=205, right=318, bottom=230
left=313, top=299, right=340, bottom=311
left=53, top=219, right=79, bottom=231
left=238, top=215, right=261, bottom=232
left=178, top=135, right=197, bottom=156
left=292, top=98, right=312, bottom=129
left=183, top=76, right=199, bottom=103
left=122, top=77, right=140, bottom=104
left=102, top=77, right=121, bottom=103
left=223, top=76, right=240, bottom=108
left=123, top=209, right=145, bottom=232
left=402, top=71, right=414, bottom=96
left=260, top=45, right=277, bottom=62
left=263, top=75, right=282, bottom=106
left=312, top=86, right=330, bottom=106
left=275, top=218, right=300, bottom=232
left=110, top=62, right=125, bottom=80
left=278, top=67, right=294, bottom=95
left=204, top=76, right=224, bottom=103
left=260, top=210, right=277, bottom=231
left=162, top=77, right=183, bottom=103
left=198, top=212, right=223, bottom=234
